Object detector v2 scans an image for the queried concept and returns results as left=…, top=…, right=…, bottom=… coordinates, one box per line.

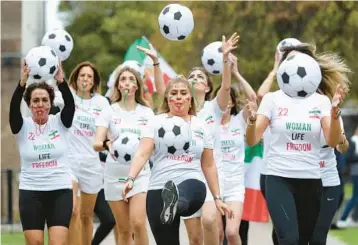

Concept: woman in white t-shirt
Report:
left=215, top=53, right=257, bottom=245
left=213, top=85, right=252, bottom=245
left=10, top=62, right=75, bottom=244
left=182, top=33, right=239, bottom=245
left=245, top=51, right=347, bottom=245
left=94, top=66, right=153, bottom=245
left=122, top=76, right=233, bottom=245
left=67, top=61, right=111, bottom=245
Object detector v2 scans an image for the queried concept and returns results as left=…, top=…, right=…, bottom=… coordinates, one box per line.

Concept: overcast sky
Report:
left=45, top=0, right=63, bottom=30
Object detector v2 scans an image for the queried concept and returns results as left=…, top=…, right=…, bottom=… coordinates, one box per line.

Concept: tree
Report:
left=59, top=1, right=358, bottom=98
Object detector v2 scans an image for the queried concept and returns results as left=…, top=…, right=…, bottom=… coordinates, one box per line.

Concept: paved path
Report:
left=99, top=221, right=347, bottom=245
left=1, top=221, right=347, bottom=245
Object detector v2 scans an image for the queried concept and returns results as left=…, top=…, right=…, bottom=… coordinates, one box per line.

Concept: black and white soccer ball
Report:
left=201, top=41, right=223, bottom=75
left=42, top=29, right=74, bottom=61
left=112, top=134, right=140, bottom=165
left=277, top=52, right=322, bottom=98
left=25, top=46, right=59, bottom=82
left=276, top=38, right=301, bottom=57
left=158, top=3, right=194, bottom=41
left=156, top=116, right=191, bottom=155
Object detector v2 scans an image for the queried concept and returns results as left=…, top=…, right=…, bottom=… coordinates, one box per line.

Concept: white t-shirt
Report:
left=16, top=114, right=72, bottom=191
left=219, top=111, right=246, bottom=179
left=141, top=114, right=214, bottom=190
left=319, top=117, right=344, bottom=187
left=197, top=98, right=224, bottom=170
left=68, top=91, right=111, bottom=162
left=257, top=90, right=331, bottom=179
left=96, top=103, right=154, bottom=177
left=261, top=128, right=271, bottom=175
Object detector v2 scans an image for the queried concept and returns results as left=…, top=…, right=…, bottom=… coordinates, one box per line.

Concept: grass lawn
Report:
left=1, top=232, right=48, bottom=245
left=330, top=228, right=358, bottom=245
left=328, top=183, right=358, bottom=245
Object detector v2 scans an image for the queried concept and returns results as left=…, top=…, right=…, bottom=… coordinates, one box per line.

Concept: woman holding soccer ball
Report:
left=256, top=43, right=351, bottom=245
left=94, top=65, right=154, bottom=245
left=212, top=54, right=257, bottom=245
left=179, top=32, right=239, bottom=245
left=245, top=47, right=349, bottom=245
left=66, top=61, right=111, bottom=245
left=10, top=61, right=75, bottom=245
left=121, top=75, right=233, bottom=245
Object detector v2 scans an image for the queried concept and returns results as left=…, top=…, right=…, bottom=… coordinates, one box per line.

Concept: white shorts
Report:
left=223, top=182, right=245, bottom=202
left=70, top=158, right=103, bottom=194
left=104, top=163, right=149, bottom=201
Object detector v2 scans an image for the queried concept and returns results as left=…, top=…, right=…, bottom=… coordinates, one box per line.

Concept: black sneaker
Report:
left=160, top=180, right=179, bottom=225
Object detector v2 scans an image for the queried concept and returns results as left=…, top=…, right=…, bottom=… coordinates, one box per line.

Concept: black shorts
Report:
left=19, top=189, right=73, bottom=231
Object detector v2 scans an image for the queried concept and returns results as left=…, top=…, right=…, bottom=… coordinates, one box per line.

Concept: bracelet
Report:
left=127, top=177, right=135, bottom=183
left=103, top=139, right=110, bottom=151
left=153, top=62, right=160, bottom=66
left=331, top=108, right=341, bottom=120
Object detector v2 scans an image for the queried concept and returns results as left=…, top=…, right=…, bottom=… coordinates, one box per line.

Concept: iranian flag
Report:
left=242, top=142, right=269, bottom=222
left=123, top=36, right=177, bottom=94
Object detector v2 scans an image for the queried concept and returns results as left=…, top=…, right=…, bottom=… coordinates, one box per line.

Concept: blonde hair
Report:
left=281, top=43, right=351, bottom=99
left=157, top=75, right=197, bottom=115
left=110, top=67, right=148, bottom=107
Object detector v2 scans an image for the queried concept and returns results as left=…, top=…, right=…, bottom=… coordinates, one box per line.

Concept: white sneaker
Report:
left=336, top=219, right=349, bottom=228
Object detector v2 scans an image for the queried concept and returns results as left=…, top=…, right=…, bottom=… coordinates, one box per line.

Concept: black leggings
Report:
left=222, top=218, right=249, bottom=245
left=19, top=189, right=73, bottom=230
left=260, top=174, right=279, bottom=245
left=92, top=189, right=116, bottom=245
left=146, top=179, right=206, bottom=245
left=310, top=185, right=341, bottom=245
left=265, top=175, right=322, bottom=245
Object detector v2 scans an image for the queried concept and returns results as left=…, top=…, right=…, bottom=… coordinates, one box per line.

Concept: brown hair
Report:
left=188, top=67, right=213, bottom=101
left=24, top=82, right=55, bottom=106
left=281, top=43, right=351, bottom=100
left=110, top=67, right=148, bottom=107
left=157, top=76, right=197, bottom=115
left=68, top=61, right=101, bottom=94
left=213, top=85, right=243, bottom=116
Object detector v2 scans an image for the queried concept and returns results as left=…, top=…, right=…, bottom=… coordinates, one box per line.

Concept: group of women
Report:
left=10, top=31, right=352, bottom=245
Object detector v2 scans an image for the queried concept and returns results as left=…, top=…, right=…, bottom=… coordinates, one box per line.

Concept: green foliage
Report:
left=59, top=1, right=358, bottom=98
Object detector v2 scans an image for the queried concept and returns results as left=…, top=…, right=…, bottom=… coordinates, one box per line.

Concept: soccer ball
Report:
left=119, top=60, right=145, bottom=79
left=201, top=41, right=223, bottom=75
left=42, top=29, right=74, bottom=61
left=25, top=46, right=59, bottom=81
left=158, top=3, right=194, bottom=41
left=276, top=38, right=301, bottom=56
left=156, top=116, right=191, bottom=155
left=277, top=52, right=322, bottom=98
left=112, top=134, right=140, bottom=165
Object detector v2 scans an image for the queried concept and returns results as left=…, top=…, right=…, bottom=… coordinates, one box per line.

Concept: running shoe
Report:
left=160, top=180, right=179, bottom=225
